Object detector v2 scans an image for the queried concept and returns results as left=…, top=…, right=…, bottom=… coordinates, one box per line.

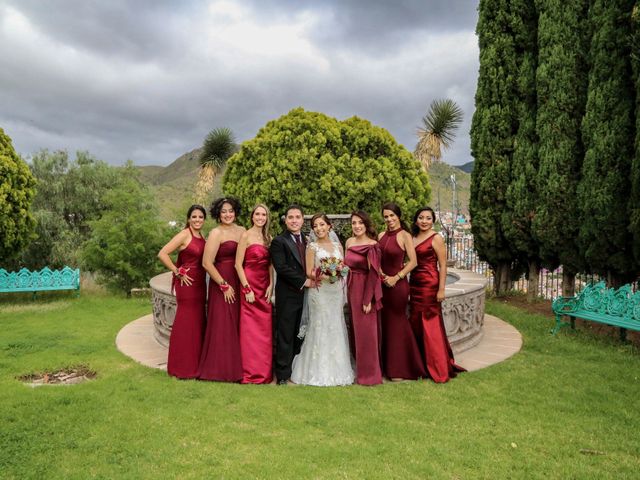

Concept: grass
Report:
left=0, top=293, right=639, bottom=479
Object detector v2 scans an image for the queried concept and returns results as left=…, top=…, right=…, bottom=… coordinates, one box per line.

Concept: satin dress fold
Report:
left=345, top=243, right=383, bottom=386
left=379, top=229, right=426, bottom=380
left=198, top=240, right=243, bottom=382
left=239, top=244, right=273, bottom=384
left=167, top=233, right=207, bottom=379
left=409, top=235, right=465, bottom=383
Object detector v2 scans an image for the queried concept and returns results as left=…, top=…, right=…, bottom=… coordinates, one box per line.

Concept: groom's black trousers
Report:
left=274, top=288, right=304, bottom=381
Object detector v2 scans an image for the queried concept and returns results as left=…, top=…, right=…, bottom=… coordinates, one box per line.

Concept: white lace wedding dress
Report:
left=291, top=241, right=354, bottom=386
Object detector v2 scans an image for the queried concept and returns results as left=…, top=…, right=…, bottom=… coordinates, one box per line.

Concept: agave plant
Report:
left=195, top=127, right=236, bottom=203
left=414, top=99, right=463, bottom=170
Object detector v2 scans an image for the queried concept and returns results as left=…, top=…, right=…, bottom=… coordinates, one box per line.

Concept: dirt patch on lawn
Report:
left=497, top=295, right=554, bottom=317
left=18, top=365, right=97, bottom=386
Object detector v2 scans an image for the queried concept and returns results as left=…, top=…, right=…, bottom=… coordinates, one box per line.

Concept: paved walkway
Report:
left=116, top=314, right=522, bottom=373
left=116, top=315, right=168, bottom=370
left=454, top=315, right=523, bottom=371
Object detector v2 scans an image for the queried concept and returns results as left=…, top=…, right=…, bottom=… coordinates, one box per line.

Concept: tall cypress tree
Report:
left=629, top=2, right=640, bottom=267
left=578, top=0, right=636, bottom=285
left=532, top=0, right=589, bottom=296
left=470, top=0, right=519, bottom=294
left=502, top=0, right=541, bottom=300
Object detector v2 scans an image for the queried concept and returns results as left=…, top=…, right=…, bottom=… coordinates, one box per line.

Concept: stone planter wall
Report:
left=150, top=268, right=488, bottom=354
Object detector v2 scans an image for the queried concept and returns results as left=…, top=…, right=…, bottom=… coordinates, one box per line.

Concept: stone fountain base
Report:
left=150, top=268, right=488, bottom=354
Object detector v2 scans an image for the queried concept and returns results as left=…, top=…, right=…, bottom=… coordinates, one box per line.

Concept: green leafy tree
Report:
left=0, top=128, right=36, bottom=263
left=9, top=150, right=122, bottom=270
left=532, top=0, right=589, bottom=296
left=222, top=108, right=430, bottom=226
left=81, top=163, right=167, bottom=296
left=630, top=2, right=640, bottom=267
left=414, top=99, right=464, bottom=170
left=503, top=0, right=541, bottom=300
left=470, top=0, right=519, bottom=294
left=577, top=0, right=636, bottom=285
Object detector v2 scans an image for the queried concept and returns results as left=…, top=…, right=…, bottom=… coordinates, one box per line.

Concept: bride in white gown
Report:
left=291, top=214, right=354, bottom=386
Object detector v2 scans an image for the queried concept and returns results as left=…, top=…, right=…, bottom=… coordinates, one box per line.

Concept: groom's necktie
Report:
left=294, top=234, right=306, bottom=269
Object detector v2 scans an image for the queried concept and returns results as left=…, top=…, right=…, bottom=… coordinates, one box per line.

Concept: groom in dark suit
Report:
left=270, top=204, right=311, bottom=384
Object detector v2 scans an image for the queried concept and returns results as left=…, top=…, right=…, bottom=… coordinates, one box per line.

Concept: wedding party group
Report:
left=157, top=199, right=464, bottom=387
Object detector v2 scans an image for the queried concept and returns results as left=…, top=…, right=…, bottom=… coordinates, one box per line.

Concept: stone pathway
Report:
left=454, top=315, right=522, bottom=371
left=116, top=315, right=167, bottom=370
left=116, top=314, right=522, bottom=373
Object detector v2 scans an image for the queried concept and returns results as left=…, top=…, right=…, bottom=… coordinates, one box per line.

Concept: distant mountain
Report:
left=139, top=148, right=202, bottom=185
left=457, top=161, right=474, bottom=174
left=136, top=148, right=225, bottom=222
left=427, top=161, right=470, bottom=214
left=138, top=152, right=471, bottom=221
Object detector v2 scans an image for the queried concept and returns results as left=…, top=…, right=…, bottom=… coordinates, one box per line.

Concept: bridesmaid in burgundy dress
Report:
left=158, top=205, right=207, bottom=379
left=345, top=210, right=383, bottom=386
left=236, top=204, right=274, bottom=384
left=198, top=197, right=245, bottom=382
left=378, top=202, right=426, bottom=381
left=409, top=207, right=464, bottom=383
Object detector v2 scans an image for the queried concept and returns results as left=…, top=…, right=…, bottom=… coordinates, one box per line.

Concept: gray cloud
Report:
left=0, top=0, right=479, bottom=166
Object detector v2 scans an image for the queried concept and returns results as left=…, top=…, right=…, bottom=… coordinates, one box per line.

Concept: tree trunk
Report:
left=494, top=261, right=512, bottom=296
left=562, top=270, right=575, bottom=298
left=492, top=265, right=502, bottom=296
left=526, top=260, right=540, bottom=302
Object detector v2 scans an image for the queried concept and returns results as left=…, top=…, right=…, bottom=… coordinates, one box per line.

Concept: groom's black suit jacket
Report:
left=270, top=231, right=307, bottom=380
left=271, top=232, right=307, bottom=297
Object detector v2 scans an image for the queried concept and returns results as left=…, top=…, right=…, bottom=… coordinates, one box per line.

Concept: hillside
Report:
left=136, top=148, right=223, bottom=222
left=427, top=161, right=470, bottom=214
left=138, top=152, right=470, bottom=221
left=457, top=161, right=474, bottom=174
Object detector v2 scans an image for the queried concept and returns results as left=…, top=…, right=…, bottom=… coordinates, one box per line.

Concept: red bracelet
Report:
left=241, top=285, right=253, bottom=294
left=219, top=283, right=230, bottom=292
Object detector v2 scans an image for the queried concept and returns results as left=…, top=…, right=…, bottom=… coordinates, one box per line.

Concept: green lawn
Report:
left=0, top=293, right=638, bottom=479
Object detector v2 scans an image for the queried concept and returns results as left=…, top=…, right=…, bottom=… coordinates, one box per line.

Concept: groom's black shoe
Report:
left=277, top=378, right=288, bottom=385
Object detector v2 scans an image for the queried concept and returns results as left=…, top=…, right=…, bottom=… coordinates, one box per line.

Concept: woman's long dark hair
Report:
left=310, top=213, right=332, bottom=230
left=411, top=206, right=437, bottom=236
left=210, top=197, right=241, bottom=223
left=185, top=204, right=207, bottom=229
left=351, top=210, right=377, bottom=240
left=381, top=201, right=409, bottom=232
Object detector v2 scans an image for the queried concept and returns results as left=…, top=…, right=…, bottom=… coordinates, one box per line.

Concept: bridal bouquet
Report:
left=317, top=256, right=349, bottom=284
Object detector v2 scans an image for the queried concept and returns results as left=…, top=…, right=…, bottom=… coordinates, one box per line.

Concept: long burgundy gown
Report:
left=345, top=243, right=383, bottom=386
left=379, top=229, right=426, bottom=380
left=198, top=240, right=243, bottom=382
left=409, top=235, right=465, bottom=383
left=167, top=232, right=207, bottom=379
left=239, top=244, right=273, bottom=384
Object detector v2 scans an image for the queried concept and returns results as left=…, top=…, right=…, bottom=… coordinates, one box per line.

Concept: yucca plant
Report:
left=196, top=127, right=236, bottom=203
left=415, top=99, right=463, bottom=170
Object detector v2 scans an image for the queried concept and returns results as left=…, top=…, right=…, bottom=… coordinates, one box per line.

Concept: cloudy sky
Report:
left=0, top=0, right=479, bottom=167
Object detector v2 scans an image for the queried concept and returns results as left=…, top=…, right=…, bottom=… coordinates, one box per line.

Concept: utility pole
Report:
left=450, top=173, right=457, bottom=234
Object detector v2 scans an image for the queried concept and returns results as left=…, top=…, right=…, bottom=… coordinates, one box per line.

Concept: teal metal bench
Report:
left=0, top=267, right=80, bottom=298
left=551, top=281, right=640, bottom=341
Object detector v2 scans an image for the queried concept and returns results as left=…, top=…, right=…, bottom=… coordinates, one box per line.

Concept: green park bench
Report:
left=551, top=280, right=640, bottom=341
left=0, top=266, right=80, bottom=298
